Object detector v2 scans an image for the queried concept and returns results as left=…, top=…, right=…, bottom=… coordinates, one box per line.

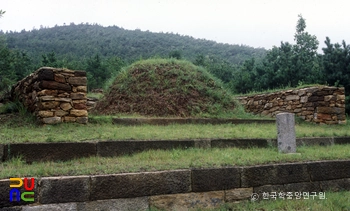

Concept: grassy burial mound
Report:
left=93, top=59, right=235, bottom=116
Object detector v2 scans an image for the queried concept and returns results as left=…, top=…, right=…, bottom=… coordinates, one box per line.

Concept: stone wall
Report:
left=1, top=160, right=350, bottom=210
left=237, top=86, right=346, bottom=124
left=10, top=67, right=88, bottom=124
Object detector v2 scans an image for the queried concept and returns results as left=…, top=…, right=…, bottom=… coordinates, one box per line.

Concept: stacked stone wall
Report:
left=10, top=67, right=88, bottom=124
left=237, top=86, right=346, bottom=124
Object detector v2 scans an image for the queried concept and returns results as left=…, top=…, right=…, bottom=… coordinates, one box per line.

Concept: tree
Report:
left=0, top=10, right=5, bottom=18
left=253, top=15, right=322, bottom=92
left=322, top=37, right=350, bottom=113
left=168, top=50, right=182, bottom=60
left=292, top=14, right=321, bottom=85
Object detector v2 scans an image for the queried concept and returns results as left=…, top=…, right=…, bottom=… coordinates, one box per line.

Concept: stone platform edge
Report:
left=1, top=137, right=350, bottom=163
left=1, top=160, right=350, bottom=209
left=111, top=117, right=275, bottom=125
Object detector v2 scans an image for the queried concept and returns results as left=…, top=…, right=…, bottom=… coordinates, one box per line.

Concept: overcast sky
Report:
left=1, top=0, right=349, bottom=51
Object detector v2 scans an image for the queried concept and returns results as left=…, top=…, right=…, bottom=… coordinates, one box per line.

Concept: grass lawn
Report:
left=0, top=114, right=350, bottom=144
left=1, top=144, right=350, bottom=179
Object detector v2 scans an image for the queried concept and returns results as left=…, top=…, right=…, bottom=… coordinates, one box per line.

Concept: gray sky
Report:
left=1, top=0, right=349, bottom=51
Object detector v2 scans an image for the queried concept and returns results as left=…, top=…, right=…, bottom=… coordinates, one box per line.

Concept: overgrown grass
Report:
left=1, top=144, right=350, bottom=179
left=1, top=115, right=350, bottom=144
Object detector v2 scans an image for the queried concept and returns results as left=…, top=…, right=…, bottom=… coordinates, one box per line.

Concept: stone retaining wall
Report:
left=1, top=137, right=350, bottom=163
left=1, top=160, right=350, bottom=210
left=237, top=86, right=346, bottom=124
left=10, top=67, right=88, bottom=124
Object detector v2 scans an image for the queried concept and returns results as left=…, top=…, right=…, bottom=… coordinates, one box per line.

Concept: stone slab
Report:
left=241, top=163, right=309, bottom=187
left=40, top=80, right=71, bottom=91
left=77, top=197, right=149, bottom=211
left=211, top=138, right=268, bottom=148
left=90, top=170, right=191, bottom=200
left=334, top=137, right=350, bottom=145
left=150, top=191, right=224, bottom=210
left=191, top=167, right=241, bottom=192
left=22, top=203, right=77, bottom=211
left=7, top=142, right=96, bottom=162
left=0, top=144, right=4, bottom=162
left=276, top=113, right=296, bottom=153
left=296, top=137, right=333, bottom=146
left=308, top=160, right=350, bottom=181
left=320, top=178, right=350, bottom=192
left=97, top=140, right=194, bottom=157
left=225, top=188, right=253, bottom=201
left=0, top=178, right=38, bottom=208
left=39, top=176, right=90, bottom=204
left=112, top=118, right=275, bottom=126
left=38, top=69, right=54, bottom=81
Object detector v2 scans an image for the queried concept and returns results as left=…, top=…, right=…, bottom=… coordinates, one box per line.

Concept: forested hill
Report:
left=2, top=23, right=266, bottom=65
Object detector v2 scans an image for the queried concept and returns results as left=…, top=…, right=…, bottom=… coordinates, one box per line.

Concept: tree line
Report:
left=0, top=14, right=349, bottom=113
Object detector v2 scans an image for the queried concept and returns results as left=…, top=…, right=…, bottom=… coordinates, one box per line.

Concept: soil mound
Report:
left=93, top=59, right=235, bottom=116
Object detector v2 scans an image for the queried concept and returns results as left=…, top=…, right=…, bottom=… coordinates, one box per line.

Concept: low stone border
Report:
left=112, top=117, right=275, bottom=125
left=1, top=137, right=350, bottom=163
left=1, top=160, right=350, bottom=209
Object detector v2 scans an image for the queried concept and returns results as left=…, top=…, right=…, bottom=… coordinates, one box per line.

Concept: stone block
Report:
left=70, top=92, right=86, bottom=100
left=192, top=168, right=241, bottom=192
left=296, top=137, right=333, bottom=146
left=40, top=80, right=71, bottom=91
left=308, top=160, right=350, bottom=181
left=242, top=163, right=309, bottom=187
left=320, top=178, right=350, bottom=192
left=63, top=116, right=76, bottom=122
left=334, top=137, right=350, bottom=145
left=317, top=107, right=345, bottom=114
left=300, top=96, right=308, bottom=103
left=67, top=77, right=87, bottom=86
left=283, top=181, right=321, bottom=192
left=70, top=109, right=88, bottom=117
left=97, top=140, right=194, bottom=157
left=225, top=188, right=253, bottom=201
left=38, top=111, right=54, bottom=118
left=77, top=197, right=149, bottom=211
left=150, top=191, right=224, bottom=210
left=39, top=101, right=60, bottom=109
left=73, top=103, right=87, bottom=110
left=90, top=170, right=191, bottom=200
left=337, top=95, right=345, bottom=100
left=76, top=86, right=87, bottom=92
left=38, top=69, right=54, bottom=81
left=286, top=95, right=299, bottom=101
left=76, top=117, right=88, bottom=124
left=74, top=70, right=86, bottom=77
left=0, top=144, right=4, bottom=162
left=54, top=74, right=66, bottom=83
left=211, top=138, right=268, bottom=148
left=60, top=102, right=72, bottom=111
left=39, top=176, right=90, bottom=204
left=22, top=203, right=77, bottom=211
left=308, top=96, right=323, bottom=102
left=39, top=96, right=55, bottom=101
left=7, top=142, right=96, bottom=162
left=55, top=98, right=72, bottom=102
left=0, top=178, right=38, bottom=208
left=276, top=113, right=296, bottom=153
left=42, top=117, right=61, bottom=124
left=194, top=139, right=211, bottom=148
left=55, top=110, right=68, bottom=117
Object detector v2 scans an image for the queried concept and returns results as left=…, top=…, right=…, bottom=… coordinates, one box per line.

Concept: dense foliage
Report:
left=1, top=14, right=349, bottom=113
